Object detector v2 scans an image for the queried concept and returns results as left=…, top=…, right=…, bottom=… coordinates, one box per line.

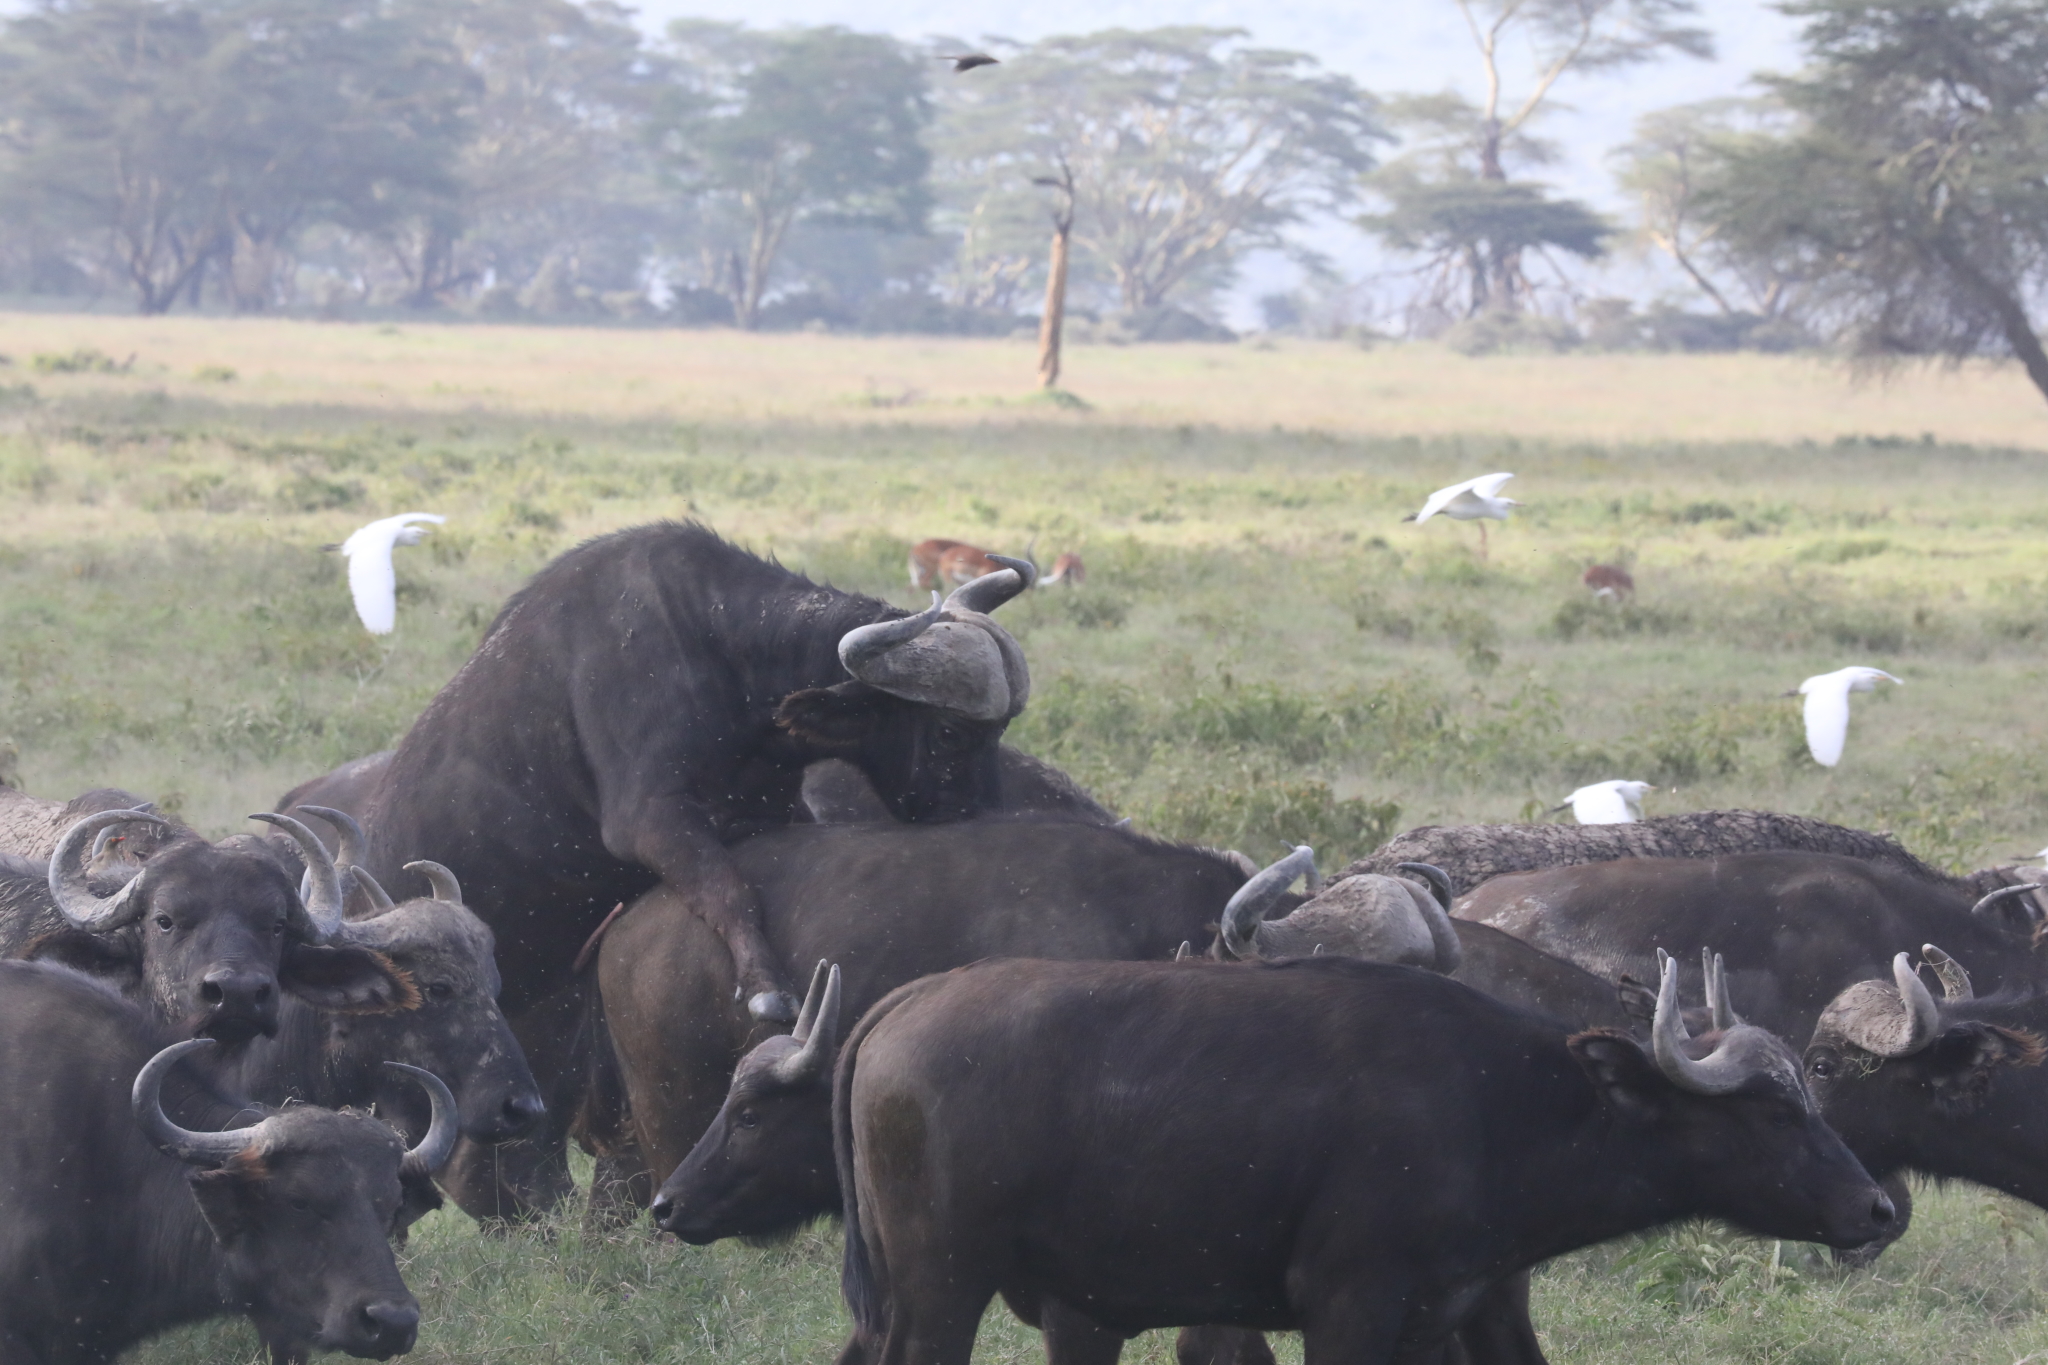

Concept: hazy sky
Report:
left=628, top=0, right=1808, bottom=316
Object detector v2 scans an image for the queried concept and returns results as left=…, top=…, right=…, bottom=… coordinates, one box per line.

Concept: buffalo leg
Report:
left=1039, top=1299, right=1127, bottom=1365
left=603, top=812, right=796, bottom=1021
left=1175, top=1326, right=1277, bottom=1365
left=1443, top=1274, right=1546, bottom=1365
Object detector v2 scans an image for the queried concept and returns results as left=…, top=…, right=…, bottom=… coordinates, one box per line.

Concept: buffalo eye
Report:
left=736, top=1109, right=760, bottom=1130
left=154, top=914, right=174, bottom=933
left=1806, top=1051, right=1837, bottom=1081
left=934, top=724, right=966, bottom=754
left=290, top=1195, right=311, bottom=1212
left=272, top=918, right=286, bottom=937
left=426, top=982, right=454, bottom=1002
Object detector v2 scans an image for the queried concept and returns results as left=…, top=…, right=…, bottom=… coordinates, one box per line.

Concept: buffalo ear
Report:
left=187, top=1154, right=267, bottom=1242
left=1568, top=1030, right=1668, bottom=1117
left=280, top=943, right=419, bottom=1014
left=777, top=683, right=882, bottom=750
left=22, top=928, right=141, bottom=985
left=1925, top=1023, right=2047, bottom=1114
left=395, top=1169, right=445, bottom=1238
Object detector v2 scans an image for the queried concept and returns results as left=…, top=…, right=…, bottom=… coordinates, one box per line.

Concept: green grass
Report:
left=124, top=1170, right=2048, bottom=1365
left=7, top=333, right=2048, bottom=1361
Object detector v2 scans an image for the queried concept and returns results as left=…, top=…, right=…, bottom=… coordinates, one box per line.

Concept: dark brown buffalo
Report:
left=1455, top=851, right=2048, bottom=1041
left=1347, top=809, right=2044, bottom=911
left=1802, top=947, right=2048, bottom=1213
left=638, top=830, right=1643, bottom=1246
left=0, top=959, right=459, bottom=1362
left=5, top=809, right=411, bottom=1045
left=831, top=956, right=1893, bottom=1365
left=352, top=522, right=1034, bottom=1025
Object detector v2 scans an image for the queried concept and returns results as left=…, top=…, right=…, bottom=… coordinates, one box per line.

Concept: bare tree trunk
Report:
left=1933, top=237, right=2048, bottom=407
left=1032, top=158, right=1078, bottom=390
left=1037, top=223, right=1070, bottom=389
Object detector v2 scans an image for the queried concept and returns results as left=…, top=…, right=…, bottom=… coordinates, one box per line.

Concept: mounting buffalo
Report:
left=0, top=959, right=459, bottom=1363
left=342, top=522, right=1035, bottom=1023
left=4, top=808, right=416, bottom=1044
left=830, top=954, right=1893, bottom=1365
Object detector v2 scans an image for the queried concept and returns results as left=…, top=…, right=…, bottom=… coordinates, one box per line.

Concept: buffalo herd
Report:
left=4, top=518, right=2046, bottom=1365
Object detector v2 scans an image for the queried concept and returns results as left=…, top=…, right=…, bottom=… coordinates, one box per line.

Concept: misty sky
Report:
left=639, top=0, right=1809, bottom=318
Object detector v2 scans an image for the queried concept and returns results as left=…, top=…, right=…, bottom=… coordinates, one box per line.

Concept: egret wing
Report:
left=1414, top=475, right=1484, bottom=523
left=1469, top=472, right=1515, bottom=499
left=344, top=522, right=402, bottom=635
left=1569, top=784, right=1633, bottom=825
left=1803, top=683, right=1851, bottom=767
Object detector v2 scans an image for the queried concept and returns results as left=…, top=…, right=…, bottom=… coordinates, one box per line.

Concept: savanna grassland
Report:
left=8, top=311, right=2048, bottom=1363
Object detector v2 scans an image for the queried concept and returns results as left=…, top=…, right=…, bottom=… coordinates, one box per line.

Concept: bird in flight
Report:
left=939, top=52, right=1000, bottom=72
left=1554, top=780, right=1652, bottom=825
left=1793, top=666, right=1901, bottom=767
left=1404, top=472, right=1520, bottom=560
left=339, top=513, right=445, bottom=635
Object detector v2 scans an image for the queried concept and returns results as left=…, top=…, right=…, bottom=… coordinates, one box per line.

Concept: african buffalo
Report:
left=830, top=955, right=1893, bottom=1365
left=0, top=959, right=459, bottom=1363
left=650, top=843, right=1642, bottom=1365
left=354, top=522, right=1035, bottom=1025
left=1802, top=946, right=2048, bottom=1213
left=5, top=809, right=413, bottom=1044
left=1347, top=809, right=2044, bottom=913
left=224, top=845, right=545, bottom=1151
left=1454, top=850, right=2048, bottom=1041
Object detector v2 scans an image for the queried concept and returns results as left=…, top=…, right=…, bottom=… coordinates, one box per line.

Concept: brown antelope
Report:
left=907, top=539, right=965, bottom=590
left=1041, top=552, right=1086, bottom=585
left=1582, top=564, right=1635, bottom=602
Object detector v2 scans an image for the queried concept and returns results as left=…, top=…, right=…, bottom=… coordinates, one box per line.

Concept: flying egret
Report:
left=1404, top=472, right=1519, bottom=560
left=1553, top=780, right=1653, bottom=825
left=339, top=513, right=445, bottom=635
left=1793, top=666, right=1902, bottom=767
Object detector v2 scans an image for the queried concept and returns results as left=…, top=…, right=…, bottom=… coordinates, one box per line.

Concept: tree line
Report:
left=5, top=0, right=2048, bottom=404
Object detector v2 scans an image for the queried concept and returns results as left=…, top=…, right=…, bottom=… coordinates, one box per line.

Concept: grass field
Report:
left=6, top=311, right=2048, bottom=1362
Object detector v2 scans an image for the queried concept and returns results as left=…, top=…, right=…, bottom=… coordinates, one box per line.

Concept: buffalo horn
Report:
left=405, top=860, right=463, bottom=904
left=944, top=555, right=1036, bottom=614
left=351, top=866, right=398, bottom=914
left=1830, top=953, right=1943, bottom=1058
left=1921, top=943, right=1973, bottom=1001
left=1395, top=862, right=1463, bottom=974
left=294, top=806, right=368, bottom=912
left=1175, top=941, right=1192, bottom=962
left=1970, top=881, right=2045, bottom=927
left=385, top=1062, right=461, bottom=1176
left=1395, top=862, right=1455, bottom=912
left=1221, top=845, right=1317, bottom=961
left=250, top=813, right=345, bottom=943
left=1650, top=951, right=1751, bottom=1095
left=771, top=961, right=842, bottom=1085
left=838, top=593, right=943, bottom=674
left=133, top=1039, right=264, bottom=1166
left=49, top=809, right=169, bottom=931
left=1702, top=949, right=1741, bottom=1031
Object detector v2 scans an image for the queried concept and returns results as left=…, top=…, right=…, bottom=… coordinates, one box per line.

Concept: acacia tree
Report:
left=1692, top=0, right=2048, bottom=403
left=652, top=22, right=930, bottom=329
left=1364, top=0, right=1708, bottom=318
left=1612, top=99, right=1804, bottom=318
left=933, top=28, right=1382, bottom=318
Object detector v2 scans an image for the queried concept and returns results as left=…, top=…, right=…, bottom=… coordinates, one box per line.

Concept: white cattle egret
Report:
left=1795, top=666, right=1902, bottom=767
left=1404, top=472, right=1519, bottom=560
left=339, top=513, right=445, bottom=635
left=1555, top=780, right=1652, bottom=825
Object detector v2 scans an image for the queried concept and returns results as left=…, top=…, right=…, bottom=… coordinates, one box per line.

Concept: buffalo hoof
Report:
left=748, top=990, right=800, bottom=1023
